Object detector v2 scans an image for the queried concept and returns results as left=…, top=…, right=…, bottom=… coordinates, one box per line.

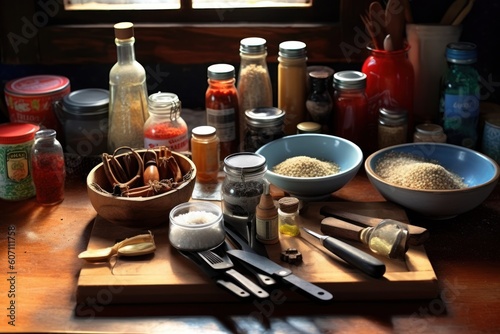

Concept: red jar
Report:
left=362, top=46, right=414, bottom=153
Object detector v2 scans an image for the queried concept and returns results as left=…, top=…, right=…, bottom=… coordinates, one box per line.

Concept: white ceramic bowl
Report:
left=365, top=143, right=499, bottom=218
left=256, top=134, right=363, bottom=200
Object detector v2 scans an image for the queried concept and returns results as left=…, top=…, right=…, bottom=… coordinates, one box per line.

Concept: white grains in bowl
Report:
left=375, top=152, right=467, bottom=190
left=174, top=211, right=218, bottom=225
left=273, top=156, right=341, bottom=177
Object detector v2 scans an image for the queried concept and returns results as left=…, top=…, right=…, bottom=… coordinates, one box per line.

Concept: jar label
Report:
left=145, top=133, right=189, bottom=152
left=206, top=108, right=236, bottom=142
left=256, top=216, right=279, bottom=241
left=443, top=94, right=479, bottom=147
left=0, top=144, right=35, bottom=200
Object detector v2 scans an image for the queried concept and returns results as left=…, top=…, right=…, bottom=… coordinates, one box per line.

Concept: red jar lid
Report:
left=5, top=75, right=70, bottom=96
left=0, top=123, right=40, bottom=144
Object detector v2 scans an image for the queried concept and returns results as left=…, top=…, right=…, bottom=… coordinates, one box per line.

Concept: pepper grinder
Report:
left=320, top=218, right=409, bottom=259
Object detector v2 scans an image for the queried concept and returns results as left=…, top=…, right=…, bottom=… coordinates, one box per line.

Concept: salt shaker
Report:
left=31, top=129, right=66, bottom=205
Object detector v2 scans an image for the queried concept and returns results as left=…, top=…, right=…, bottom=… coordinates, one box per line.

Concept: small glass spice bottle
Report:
left=306, top=70, right=333, bottom=133
left=413, top=123, right=447, bottom=143
left=222, top=153, right=267, bottom=239
left=278, top=196, right=300, bottom=237
left=191, top=125, right=220, bottom=184
left=278, top=41, right=308, bottom=135
left=244, top=107, right=285, bottom=152
left=206, top=64, right=240, bottom=161
left=255, top=180, right=279, bottom=244
left=333, top=71, right=368, bottom=151
left=144, top=92, right=189, bottom=152
left=378, top=108, right=408, bottom=149
left=31, top=129, right=65, bottom=205
left=237, top=37, right=273, bottom=146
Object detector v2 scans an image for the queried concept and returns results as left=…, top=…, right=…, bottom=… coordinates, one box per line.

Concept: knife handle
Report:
left=281, top=274, right=333, bottom=302
left=216, top=279, right=251, bottom=298
left=321, top=217, right=363, bottom=242
left=322, top=237, right=386, bottom=278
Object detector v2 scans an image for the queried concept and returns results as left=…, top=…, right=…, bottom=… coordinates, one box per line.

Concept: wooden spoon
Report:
left=440, top=0, right=468, bottom=25
left=369, top=1, right=386, bottom=49
left=385, top=0, right=406, bottom=50
left=452, top=0, right=475, bottom=25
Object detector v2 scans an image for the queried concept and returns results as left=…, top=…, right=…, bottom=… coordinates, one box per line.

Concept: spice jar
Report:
left=440, top=42, right=480, bottom=148
left=108, top=22, right=149, bottom=152
left=378, top=108, right=408, bottom=149
left=191, top=125, right=220, bottom=184
left=0, top=123, right=39, bottom=201
left=244, top=107, right=285, bottom=152
left=255, top=180, right=279, bottom=244
left=237, top=37, right=273, bottom=145
left=31, top=129, right=65, bottom=205
left=222, top=152, right=267, bottom=239
left=306, top=70, right=333, bottom=133
left=144, top=92, right=189, bottom=152
left=278, top=41, right=308, bottom=135
left=278, top=196, right=300, bottom=236
left=297, top=121, right=321, bottom=134
left=206, top=64, right=240, bottom=161
left=333, top=71, right=368, bottom=151
left=413, top=123, right=447, bottom=143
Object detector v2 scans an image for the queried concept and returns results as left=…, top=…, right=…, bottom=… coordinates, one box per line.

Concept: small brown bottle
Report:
left=255, top=180, right=279, bottom=244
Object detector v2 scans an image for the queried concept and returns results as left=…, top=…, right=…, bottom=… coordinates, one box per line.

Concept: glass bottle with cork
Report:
left=237, top=37, right=273, bottom=147
left=278, top=41, right=308, bottom=135
left=255, top=180, right=279, bottom=244
left=191, top=125, right=220, bottom=184
left=278, top=196, right=300, bottom=236
left=144, top=92, right=189, bottom=152
left=31, top=129, right=65, bottom=205
left=206, top=64, right=240, bottom=161
left=107, top=22, right=149, bottom=152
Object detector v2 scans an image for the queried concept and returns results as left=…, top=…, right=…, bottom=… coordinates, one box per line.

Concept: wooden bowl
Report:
left=86, top=150, right=196, bottom=228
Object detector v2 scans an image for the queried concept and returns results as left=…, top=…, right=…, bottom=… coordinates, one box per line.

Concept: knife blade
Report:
left=227, top=249, right=333, bottom=302
left=178, top=250, right=250, bottom=299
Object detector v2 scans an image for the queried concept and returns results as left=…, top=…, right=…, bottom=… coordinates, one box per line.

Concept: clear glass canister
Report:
left=222, top=152, right=267, bottom=239
left=237, top=37, right=273, bottom=145
left=31, top=129, right=66, bottom=205
left=191, top=125, right=220, bottom=184
left=306, top=70, right=332, bottom=133
left=278, top=41, right=308, bottom=135
left=108, top=22, right=149, bottom=152
left=413, top=123, right=447, bottom=143
left=144, top=92, right=189, bottom=152
left=244, top=107, right=285, bottom=152
left=0, top=123, right=39, bottom=201
left=378, top=108, right=408, bottom=149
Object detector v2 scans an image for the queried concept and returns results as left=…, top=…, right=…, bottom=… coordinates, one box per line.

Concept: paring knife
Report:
left=319, top=206, right=429, bottom=246
left=302, top=227, right=386, bottom=278
left=178, top=250, right=250, bottom=299
left=227, top=249, right=333, bottom=302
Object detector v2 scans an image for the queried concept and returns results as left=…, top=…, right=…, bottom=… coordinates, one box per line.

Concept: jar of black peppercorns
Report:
left=222, top=152, right=267, bottom=239
left=244, top=107, right=285, bottom=152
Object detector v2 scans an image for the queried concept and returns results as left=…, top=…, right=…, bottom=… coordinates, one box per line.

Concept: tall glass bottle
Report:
left=237, top=37, right=273, bottom=147
left=107, top=22, right=149, bottom=152
left=206, top=63, right=239, bottom=161
left=278, top=41, right=307, bottom=135
left=439, top=42, right=480, bottom=148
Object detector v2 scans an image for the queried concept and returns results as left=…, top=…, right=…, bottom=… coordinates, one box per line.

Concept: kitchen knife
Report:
left=178, top=250, right=250, bottom=299
left=302, top=227, right=386, bottom=278
left=227, top=249, right=333, bottom=302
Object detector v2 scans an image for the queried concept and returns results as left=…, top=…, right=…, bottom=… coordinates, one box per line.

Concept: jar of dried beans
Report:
left=378, top=107, right=408, bottom=149
left=31, top=129, right=66, bottom=205
left=144, top=92, right=189, bottom=152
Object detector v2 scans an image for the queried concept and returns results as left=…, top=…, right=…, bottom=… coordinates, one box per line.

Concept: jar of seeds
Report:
left=221, top=152, right=267, bottom=239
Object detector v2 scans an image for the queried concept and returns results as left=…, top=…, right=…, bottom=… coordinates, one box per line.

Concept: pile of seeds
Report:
left=272, top=156, right=341, bottom=177
left=375, top=152, right=467, bottom=190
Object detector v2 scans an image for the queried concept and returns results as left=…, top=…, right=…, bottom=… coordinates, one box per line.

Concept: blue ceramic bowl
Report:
left=256, top=134, right=363, bottom=200
left=365, top=143, right=499, bottom=218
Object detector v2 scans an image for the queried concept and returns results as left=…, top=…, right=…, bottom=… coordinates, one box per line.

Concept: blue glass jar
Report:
left=440, top=42, right=480, bottom=148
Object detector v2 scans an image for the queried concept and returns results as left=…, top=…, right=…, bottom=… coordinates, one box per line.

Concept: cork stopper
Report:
left=278, top=197, right=299, bottom=213
left=114, top=22, right=134, bottom=40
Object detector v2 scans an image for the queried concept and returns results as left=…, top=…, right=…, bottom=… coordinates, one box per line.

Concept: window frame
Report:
left=0, top=0, right=371, bottom=65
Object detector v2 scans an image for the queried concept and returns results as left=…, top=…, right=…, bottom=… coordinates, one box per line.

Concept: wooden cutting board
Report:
left=76, top=201, right=439, bottom=304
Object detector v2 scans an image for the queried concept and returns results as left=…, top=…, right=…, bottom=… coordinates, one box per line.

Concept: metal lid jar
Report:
left=0, top=123, right=40, bottom=200
left=244, top=107, right=285, bottom=152
left=222, top=152, right=267, bottom=239
left=55, top=88, right=109, bottom=156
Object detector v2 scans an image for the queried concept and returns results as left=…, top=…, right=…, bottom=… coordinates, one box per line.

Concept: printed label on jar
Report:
left=0, top=146, right=35, bottom=200
left=256, top=216, right=279, bottom=242
left=206, top=108, right=236, bottom=142
left=443, top=94, right=479, bottom=126
left=145, top=133, right=189, bottom=152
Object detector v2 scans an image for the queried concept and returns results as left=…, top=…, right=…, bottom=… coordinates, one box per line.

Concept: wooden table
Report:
left=1, top=171, right=499, bottom=333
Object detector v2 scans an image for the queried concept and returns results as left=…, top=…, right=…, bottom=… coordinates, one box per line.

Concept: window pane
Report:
left=64, top=0, right=181, bottom=10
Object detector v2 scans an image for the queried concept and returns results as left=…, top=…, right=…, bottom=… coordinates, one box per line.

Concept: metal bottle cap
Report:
left=333, top=71, right=367, bottom=90
left=240, top=37, right=267, bottom=54
left=278, top=41, right=307, bottom=58
left=207, top=64, right=235, bottom=80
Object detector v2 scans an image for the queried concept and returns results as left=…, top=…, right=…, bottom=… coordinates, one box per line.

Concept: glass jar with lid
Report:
left=244, top=107, right=285, bottom=152
left=378, top=107, right=408, bottom=149
left=413, top=123, right=447, bottom=143
left=222, top=152, right=267, bottom=239
left=144, top=92, right=189, bottom=152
